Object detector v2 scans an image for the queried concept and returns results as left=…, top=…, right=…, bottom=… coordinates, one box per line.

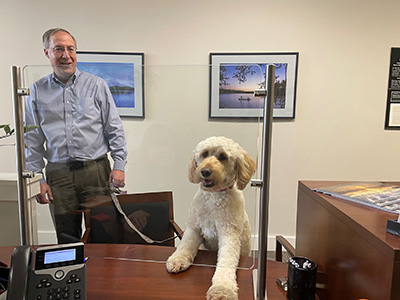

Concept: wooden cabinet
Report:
left=296, top=181, right=400, bottom=300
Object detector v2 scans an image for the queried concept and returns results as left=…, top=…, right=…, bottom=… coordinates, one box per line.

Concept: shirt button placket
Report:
left=65, top=86, right=74, bottom=159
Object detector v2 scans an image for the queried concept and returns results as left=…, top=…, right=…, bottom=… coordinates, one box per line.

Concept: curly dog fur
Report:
left=166, top=136, right=256, bottom=300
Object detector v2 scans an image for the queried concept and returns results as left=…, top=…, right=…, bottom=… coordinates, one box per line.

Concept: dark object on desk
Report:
left=275, top=235, right=325, bottom=296
left=287, top=256, right=317, bottom=300
left=387, top=219, right=400, bottom=237
left=82, top=191, right=183, bottom=246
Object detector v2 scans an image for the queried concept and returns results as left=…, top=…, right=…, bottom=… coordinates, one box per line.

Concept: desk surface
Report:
left=0, top=244, right=289, bottom=300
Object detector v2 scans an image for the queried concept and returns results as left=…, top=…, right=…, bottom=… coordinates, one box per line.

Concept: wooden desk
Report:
left=297, top=181, right=400, bottom=300
left=0, top=244, right=289, bottom=299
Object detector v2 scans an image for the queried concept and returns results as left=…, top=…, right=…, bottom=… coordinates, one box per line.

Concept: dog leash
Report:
left=109, top=185, right=182, bottom=244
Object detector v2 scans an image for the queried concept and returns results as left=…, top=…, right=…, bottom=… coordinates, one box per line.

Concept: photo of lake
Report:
left=219, top=63, right=287, bottom=109
left=219, top=93, right=264, bottom=109
left=77, top=62, right=135, bottom=108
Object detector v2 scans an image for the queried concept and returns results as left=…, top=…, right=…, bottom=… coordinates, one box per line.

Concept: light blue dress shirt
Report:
left=25, top=69, right=127, bottom=181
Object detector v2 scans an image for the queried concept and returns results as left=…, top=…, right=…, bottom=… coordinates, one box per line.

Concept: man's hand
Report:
left=109, top=169, right=125, bottom=188
left=36, top=182, right=53, bottom=204
left=125, top=210, right=150, bottom=231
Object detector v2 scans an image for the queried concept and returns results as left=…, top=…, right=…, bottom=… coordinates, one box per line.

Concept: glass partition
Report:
left=22, top=63, right=266, bottom=271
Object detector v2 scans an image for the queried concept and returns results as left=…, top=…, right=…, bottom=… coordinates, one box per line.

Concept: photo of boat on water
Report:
left=219, top=63, right=287, bottom=110
left=210, top=52, right=298, bottom=118
left=77, top=61, right=135, bottom=108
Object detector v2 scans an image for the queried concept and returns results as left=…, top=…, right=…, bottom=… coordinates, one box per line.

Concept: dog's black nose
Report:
left=201, top=169, right=212, bottom=178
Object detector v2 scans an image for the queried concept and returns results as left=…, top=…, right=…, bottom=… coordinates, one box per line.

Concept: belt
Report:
left=66, top=156, right=107, bottom=170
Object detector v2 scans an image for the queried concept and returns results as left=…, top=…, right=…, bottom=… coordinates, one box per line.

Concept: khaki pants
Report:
left=46, top=157, right=111, bottom=244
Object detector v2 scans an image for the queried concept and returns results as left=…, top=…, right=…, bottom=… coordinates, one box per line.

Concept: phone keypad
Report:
left=33, top=270, right=85, bottom=300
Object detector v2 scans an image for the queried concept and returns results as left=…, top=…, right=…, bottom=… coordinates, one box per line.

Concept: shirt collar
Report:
left=51, top=68, right=80, bottom=86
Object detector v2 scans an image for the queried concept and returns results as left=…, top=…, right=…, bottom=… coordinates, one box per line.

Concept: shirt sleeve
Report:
left=99, top=79, right=128, bottom=171
left=24, top=83, right=47, bottom=183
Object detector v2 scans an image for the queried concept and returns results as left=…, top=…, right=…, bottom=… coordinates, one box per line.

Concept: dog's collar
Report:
left=218, top=183, right=234, bottom=192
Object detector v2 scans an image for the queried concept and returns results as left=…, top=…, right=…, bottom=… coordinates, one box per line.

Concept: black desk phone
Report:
left=6, top=242, right=86, bottom=300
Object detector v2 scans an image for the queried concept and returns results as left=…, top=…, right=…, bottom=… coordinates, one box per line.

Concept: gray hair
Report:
left=42, top=28, right=77, bottom=49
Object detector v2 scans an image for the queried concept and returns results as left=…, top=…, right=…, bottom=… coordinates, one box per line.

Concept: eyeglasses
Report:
left=51, top=46, right=77, bottom=55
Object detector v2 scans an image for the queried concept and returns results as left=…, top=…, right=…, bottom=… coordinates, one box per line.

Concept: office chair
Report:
left=82, top=191, right=183, bottom=247
left=275, top=235, right=296, bottom=262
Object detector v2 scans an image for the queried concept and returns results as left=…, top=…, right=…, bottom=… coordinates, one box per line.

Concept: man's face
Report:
left=44, top=31, right=77, bottom=83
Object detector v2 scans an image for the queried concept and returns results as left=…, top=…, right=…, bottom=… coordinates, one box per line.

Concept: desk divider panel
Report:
left=20, top=63, right=265, bottom=271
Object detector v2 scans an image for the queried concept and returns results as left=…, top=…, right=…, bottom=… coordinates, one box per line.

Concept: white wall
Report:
left=1, top=0, right=400, bottom=249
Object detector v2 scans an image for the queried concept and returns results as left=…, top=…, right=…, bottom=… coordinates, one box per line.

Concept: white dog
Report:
left=166, top=136, right=256, bottom=300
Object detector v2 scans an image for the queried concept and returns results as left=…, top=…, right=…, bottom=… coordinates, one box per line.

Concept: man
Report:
left=25, top=28, right=127, bottom=244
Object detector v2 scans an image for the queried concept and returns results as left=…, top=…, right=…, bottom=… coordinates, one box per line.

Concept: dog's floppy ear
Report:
left=188, top=154, right=197, bottom=183
left=236, top=152, right=256, bottom=190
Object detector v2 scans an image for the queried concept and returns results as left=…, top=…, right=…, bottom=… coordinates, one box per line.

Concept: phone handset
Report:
left=6, top=245, right=32, bottom=300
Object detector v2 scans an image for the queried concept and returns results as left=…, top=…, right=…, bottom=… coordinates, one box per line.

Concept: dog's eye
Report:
left=218, top=153, right=227, bottom=161
left=202, top=151, right=208, bottom=158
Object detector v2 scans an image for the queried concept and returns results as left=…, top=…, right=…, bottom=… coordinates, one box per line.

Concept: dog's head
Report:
left=188, top=136, right=256, bottom=191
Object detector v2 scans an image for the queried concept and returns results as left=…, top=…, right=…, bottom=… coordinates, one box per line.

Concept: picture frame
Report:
left=76, top=51, right=144, bottom=118
left=385, top=47, right=400, bottom=129
left=209, top=52, right=299, bottom=119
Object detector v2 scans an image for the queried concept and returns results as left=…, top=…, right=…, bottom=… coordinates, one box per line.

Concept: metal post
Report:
left=11, top=65, right=33, bottom=245
left=256, top=64, right=275, bottom=300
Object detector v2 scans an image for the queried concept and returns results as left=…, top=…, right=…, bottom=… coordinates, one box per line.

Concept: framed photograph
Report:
left=209, top=52, right=298, bottom=119
left=76, top=51, right=144, bottom=118
left=385, top=48, right=400, bottom=129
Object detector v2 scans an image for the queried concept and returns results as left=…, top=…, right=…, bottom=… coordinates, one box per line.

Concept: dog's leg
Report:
left=166, top=226, right=203, bottom=273
left=241, top=218, right=251, bottom=256
left=206, top=232, right=241, bottom=300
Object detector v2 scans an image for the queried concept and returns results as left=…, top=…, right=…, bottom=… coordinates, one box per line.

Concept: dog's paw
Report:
left=166, top=255, right=192, bottom=273
left=206, top=285, right=238, bottom=300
